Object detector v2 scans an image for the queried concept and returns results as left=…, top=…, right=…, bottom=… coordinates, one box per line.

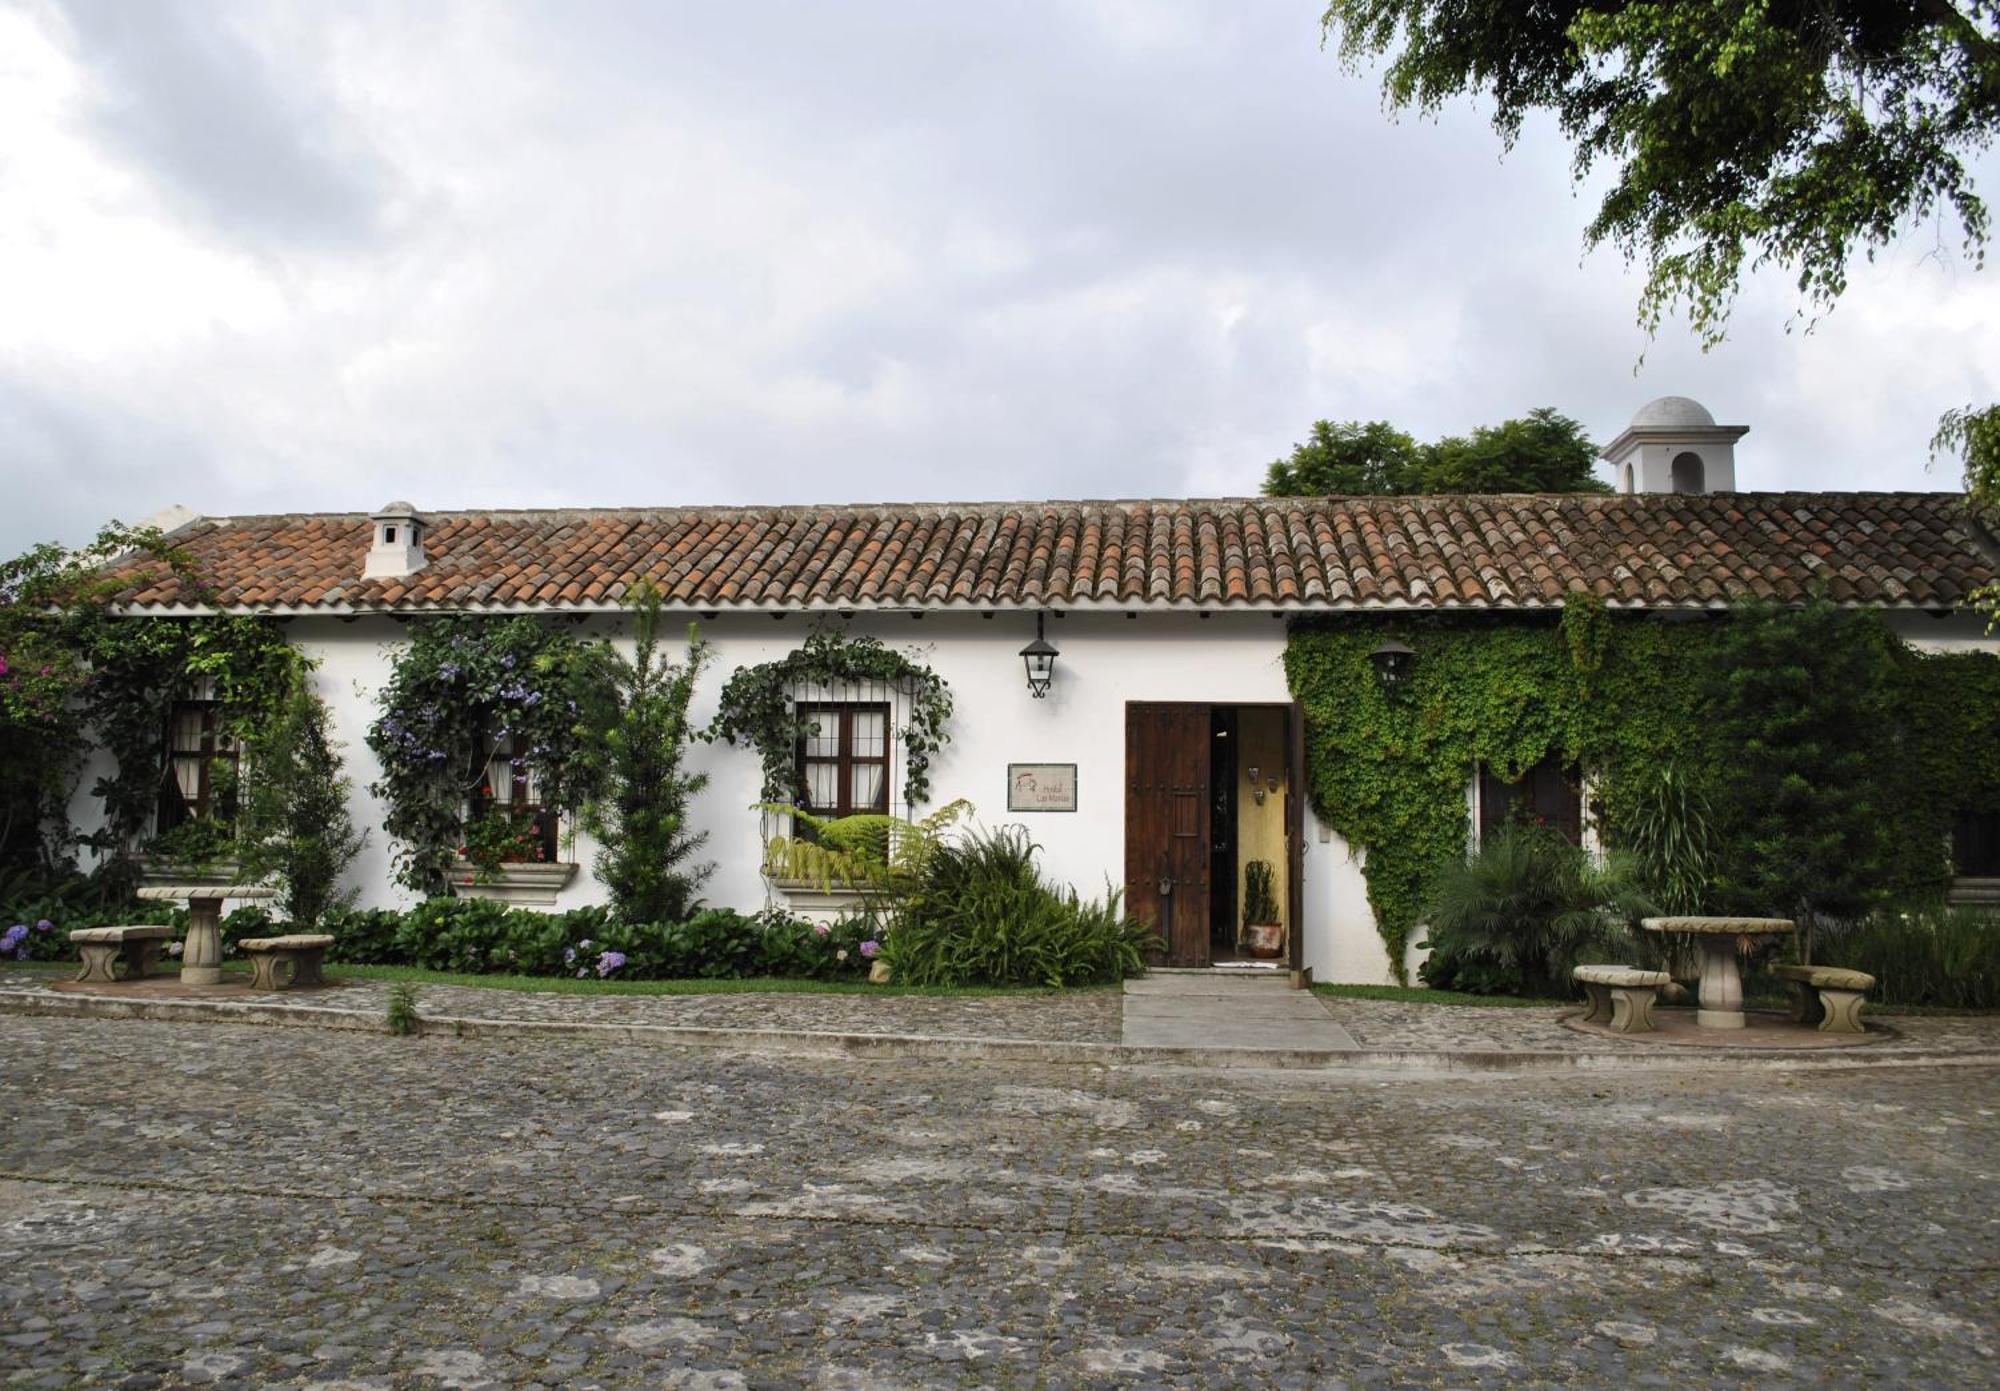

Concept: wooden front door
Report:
left=1125, top=703, right=1211, bottom=966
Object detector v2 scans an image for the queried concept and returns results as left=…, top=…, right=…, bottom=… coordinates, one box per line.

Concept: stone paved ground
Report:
left=1311, top=996, right=2000, bottom=1055
left=10, top=965, right=1998, bottom=1056
left=2, top=1016, right=1995, bottom=1389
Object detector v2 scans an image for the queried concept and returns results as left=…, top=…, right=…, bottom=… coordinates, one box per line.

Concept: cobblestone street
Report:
left=2, top=1015, right=1995, bottom=1389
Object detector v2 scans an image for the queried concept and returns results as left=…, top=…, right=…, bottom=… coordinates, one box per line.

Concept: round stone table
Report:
left=135, top=885, right=278, bottom=986
left=1640, top=916, right=1794, bottom=1030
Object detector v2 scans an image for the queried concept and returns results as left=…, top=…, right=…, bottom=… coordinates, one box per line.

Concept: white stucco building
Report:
left=79, top=399, right=2000, bottom=983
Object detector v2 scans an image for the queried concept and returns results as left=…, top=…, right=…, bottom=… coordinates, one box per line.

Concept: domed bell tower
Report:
left=1604, top=396, right=1748, bottom=495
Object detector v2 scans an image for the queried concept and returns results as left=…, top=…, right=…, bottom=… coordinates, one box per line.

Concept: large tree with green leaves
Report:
left=1322, top=1, right=1998, bottom=341
left=1319, top=1, right=2000, bottom=505
left=1264, top=407, right=1608, bottom=494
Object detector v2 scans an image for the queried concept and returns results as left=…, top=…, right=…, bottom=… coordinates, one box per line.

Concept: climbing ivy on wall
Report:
left=1284, top=598, right=2000, bottom=982
left=707, top=627, right=953, bottom=806
left=367, top=616, right=621, bottom=897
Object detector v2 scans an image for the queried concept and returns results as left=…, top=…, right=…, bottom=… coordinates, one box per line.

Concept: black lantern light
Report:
left=1020, top=612, right=1059, bottom=698
left=1368, top=638, right=1415, bottom=698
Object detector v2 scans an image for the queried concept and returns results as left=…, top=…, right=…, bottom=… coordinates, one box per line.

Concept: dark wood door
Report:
left=1126, top=703, right=1211, bottom=966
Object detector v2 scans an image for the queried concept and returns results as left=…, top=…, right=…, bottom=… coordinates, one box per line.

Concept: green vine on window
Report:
left=85, top=615, right=302, bottom=892
left=1284, top=597, right=2000, bottom=982
left=707, top=627, right=953, bottom=806
left=367, top=616, right=620, bottom=897
left=0, top=525, right=296, bottom=888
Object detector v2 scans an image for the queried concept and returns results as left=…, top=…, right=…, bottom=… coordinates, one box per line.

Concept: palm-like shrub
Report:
left=1420, top=825, right=1652, bottom=997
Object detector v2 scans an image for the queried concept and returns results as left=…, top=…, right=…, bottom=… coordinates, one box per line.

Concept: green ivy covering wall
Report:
left=1284, top=600, right=2000, bottom=981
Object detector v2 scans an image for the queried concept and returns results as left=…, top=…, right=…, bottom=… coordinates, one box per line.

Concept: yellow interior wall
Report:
left=1235, top=707, right=1288, bottom=946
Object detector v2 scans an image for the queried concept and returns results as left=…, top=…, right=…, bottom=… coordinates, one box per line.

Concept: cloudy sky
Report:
left=3, top=0, right=1996, bottom=554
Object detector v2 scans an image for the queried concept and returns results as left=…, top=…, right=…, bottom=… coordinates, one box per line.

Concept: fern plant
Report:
left=760, top=799, right=973, bottom=906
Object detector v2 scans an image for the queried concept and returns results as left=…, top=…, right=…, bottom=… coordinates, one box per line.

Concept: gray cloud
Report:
left=50, top=0, right=386, bottom=248
left=2, top=0, right=1992, bottom=555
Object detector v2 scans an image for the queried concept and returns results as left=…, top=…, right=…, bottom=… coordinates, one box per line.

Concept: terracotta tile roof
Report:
left=110, top=493, right=1998, bottom=614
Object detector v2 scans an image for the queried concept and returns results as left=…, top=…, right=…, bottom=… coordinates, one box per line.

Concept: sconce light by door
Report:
left=1368, top=638, right=1416, bottom=699
left=1020, top=612, right=1059, bottom=699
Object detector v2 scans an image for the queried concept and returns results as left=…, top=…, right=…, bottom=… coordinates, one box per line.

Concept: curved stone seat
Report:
left=1772, top=963, right=1875, bottom=1033
left=70, top=925, right=176, bottom=984
left=238, top=935, right=335, bottom=991
left=1571, top=964, right=1670, bottom=1035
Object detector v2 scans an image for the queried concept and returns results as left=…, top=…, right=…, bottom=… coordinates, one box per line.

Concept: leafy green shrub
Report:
left=0, top=871, right=177, bottom=961
left=322, top=908, right=406, bottom=965
left=314, top=898, right=862, bottom=982
left=1419, top=826, right=1652, bottom=997
left=755, top=912, right=880, bottom=979
left=1814, top=905, right=2000, bottom=1009
left=219, top=906, right=277, bottom=954
left=882, top=824, right=1155, bottom=987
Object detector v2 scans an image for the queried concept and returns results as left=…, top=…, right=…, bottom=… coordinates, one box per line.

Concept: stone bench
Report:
left=1772, top=964, right=1875, bottom=1034
left=238, top=935, right=335, bottom=991
left=70, top=925, right=176, bottom=984
left=1573, top=965, right=1672, bottom=1035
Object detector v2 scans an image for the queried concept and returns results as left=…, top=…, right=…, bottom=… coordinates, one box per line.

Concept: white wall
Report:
left=257, top=610, right=1390, bottom=980
left=1885, top=609, right=1997, bottom=653
left=90, top=600, right=2000, bottom=987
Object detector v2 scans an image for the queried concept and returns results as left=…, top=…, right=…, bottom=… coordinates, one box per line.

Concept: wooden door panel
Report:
left=1126, top=703, right=1210, bottom=966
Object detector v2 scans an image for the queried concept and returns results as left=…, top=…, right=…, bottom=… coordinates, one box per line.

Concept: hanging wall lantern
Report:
left=1368, top=638, right=1415, bottom=698
left=1020, top=612, right=1059, bottom=698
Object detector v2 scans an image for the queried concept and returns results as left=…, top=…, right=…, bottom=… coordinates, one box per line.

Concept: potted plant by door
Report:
left=1242, top=860, right=1283, bottom=959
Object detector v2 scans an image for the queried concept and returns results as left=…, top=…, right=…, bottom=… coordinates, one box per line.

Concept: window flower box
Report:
left=449, top=859, right=578, bottom=907
left=139, top=856, right=242, bottom=890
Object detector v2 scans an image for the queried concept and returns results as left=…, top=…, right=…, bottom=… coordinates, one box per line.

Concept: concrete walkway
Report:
left=1121, top=970, right=1359, bottom=1050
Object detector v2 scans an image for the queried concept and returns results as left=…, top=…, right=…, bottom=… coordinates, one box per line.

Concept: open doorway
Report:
left=1125, top=701, right=1301, bottom=969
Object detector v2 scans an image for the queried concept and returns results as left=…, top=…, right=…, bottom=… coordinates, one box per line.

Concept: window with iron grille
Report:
left=795, top=703, right=892, bottom=818
left=1478, top=756, right=1582, bottom=847
left=470, top=731, right=562, bottom=863
left=157, top=683, right=237, bottom=832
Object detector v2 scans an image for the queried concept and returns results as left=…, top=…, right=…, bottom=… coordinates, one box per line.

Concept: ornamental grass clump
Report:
left=1816, top=905, right=2000, bottom=1010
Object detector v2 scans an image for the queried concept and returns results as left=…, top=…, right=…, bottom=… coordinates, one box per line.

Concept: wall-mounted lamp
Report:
left=1368, top=638, right=1416, bottom=699
left=1020, top=612, right=1059, bottom=699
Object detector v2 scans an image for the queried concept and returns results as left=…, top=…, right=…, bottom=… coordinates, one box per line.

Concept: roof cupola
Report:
left=1604, top=396, right=1749, bottom=495
left=364, top=501, right=428, bottom=579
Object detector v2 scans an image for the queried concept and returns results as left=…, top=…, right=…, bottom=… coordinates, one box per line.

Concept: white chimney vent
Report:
left=1604, top=396, right=1749, bottom=495
left=365, top=501, right=427, bottom=579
